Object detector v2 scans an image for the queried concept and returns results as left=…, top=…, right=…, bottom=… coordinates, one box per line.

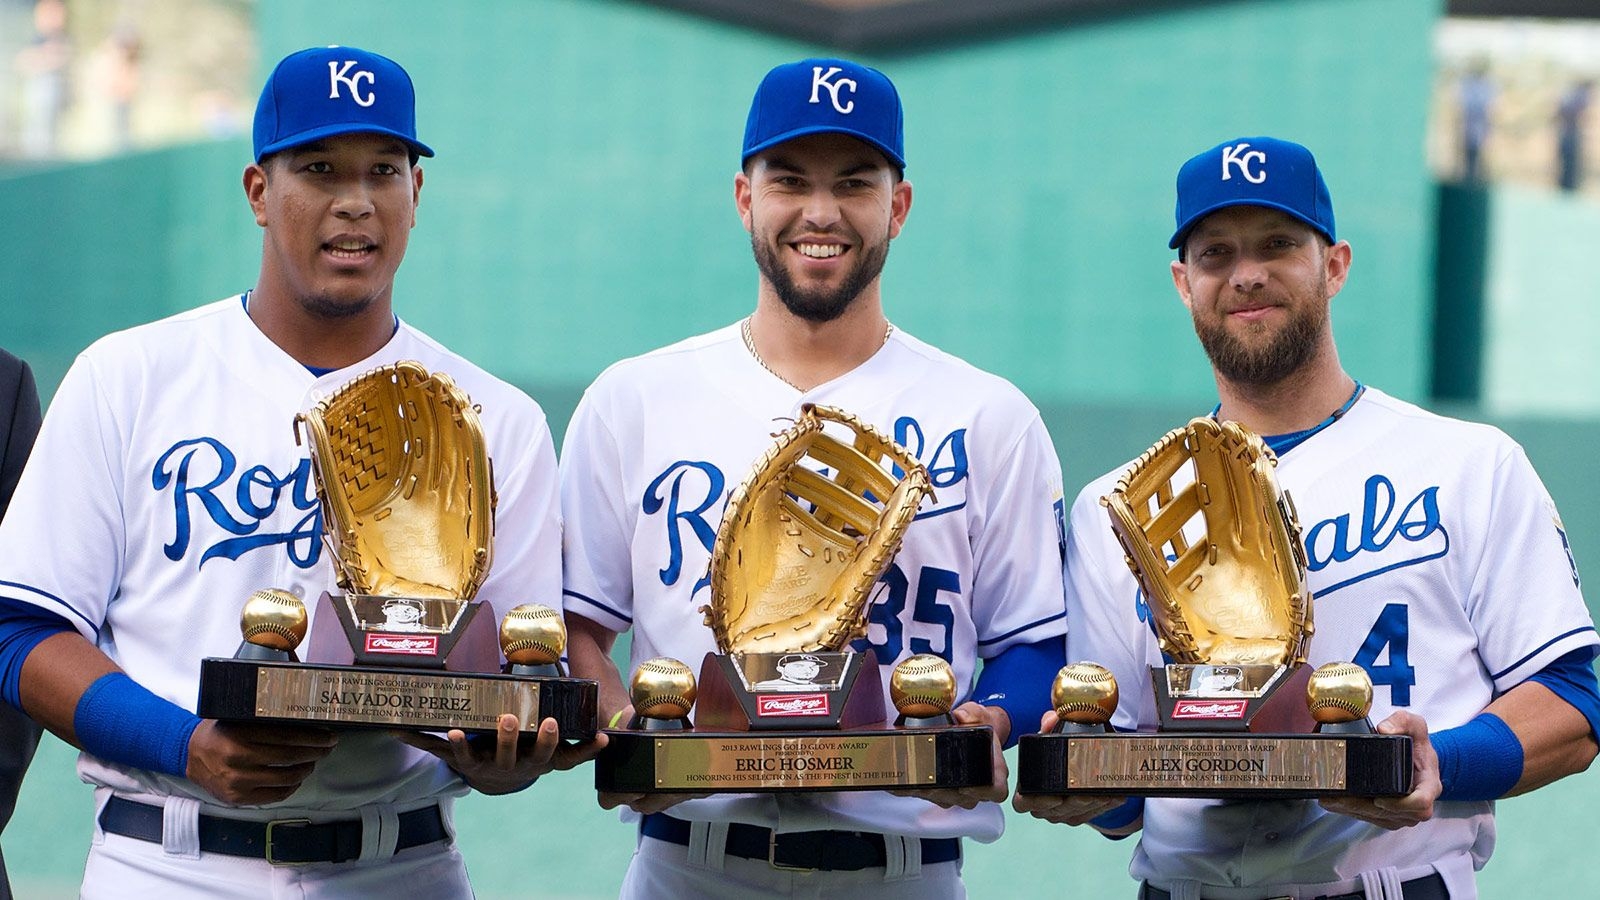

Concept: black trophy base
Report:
left=596, top=724, right=992, bottom=794
left=199, top=657, right=597, bottom=739
left=1016, top=731, right=1412, bottom=799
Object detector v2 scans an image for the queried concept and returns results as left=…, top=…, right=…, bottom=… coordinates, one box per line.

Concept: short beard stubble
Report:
left=752, top=232, right=890, bottom=323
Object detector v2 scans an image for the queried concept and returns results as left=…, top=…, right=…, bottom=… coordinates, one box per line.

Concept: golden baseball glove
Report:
left=296, top=360, right=495, bottom=600
left=703, top=404, right=933, bottom=654
left=1102, top=417, right=1312, bottom=667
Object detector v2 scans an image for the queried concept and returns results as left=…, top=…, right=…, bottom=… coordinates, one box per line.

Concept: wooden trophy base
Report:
left=1017, top=664, right=1411, bottom=798
left=198, top=593, right=597, bottom=737
left=596, top=650, right=993, bottom=793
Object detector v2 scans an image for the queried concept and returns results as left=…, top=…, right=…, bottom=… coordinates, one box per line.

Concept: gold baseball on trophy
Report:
left=1306, top=661, right=1374, bottom=724
left=1052, top=661, right=1119, bottom=725
left=239, top=588, right=308, bottom=651
left=631, top=657, right=697, bottom=720
left=499, top=603, right=566, bottom=666
left=890, top=654, right=957, bottom=718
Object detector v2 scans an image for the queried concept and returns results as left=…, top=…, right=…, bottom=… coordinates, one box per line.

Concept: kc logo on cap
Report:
left=1170, top=136, right=1334, bottom=250
left=327, top=60, right=376, bottom=107
left=253, top=45, right=434, bottom=162
left=742, top=57, right=905, bottom=170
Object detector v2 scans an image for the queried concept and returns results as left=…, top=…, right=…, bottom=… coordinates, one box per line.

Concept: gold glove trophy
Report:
left=199, top=361, right=596, bottom=737
left=595, top=404, right=994, bottom=793
left=1017, top=418, right=1410, bottom=798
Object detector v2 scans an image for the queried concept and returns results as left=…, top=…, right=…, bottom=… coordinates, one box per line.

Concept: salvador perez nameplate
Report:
left=198, top=658, right=597, bottom=738
left=1016, top=732, right=1411, bottom=799
left=596, top=726, right=992, bottom=793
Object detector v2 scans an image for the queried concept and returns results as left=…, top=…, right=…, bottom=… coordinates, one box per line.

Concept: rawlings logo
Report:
left=365, top=634, right=438, bottom=655
left=1172, top=699, right=1248, bottom=719
left=756, top=694, right=829, bottom=717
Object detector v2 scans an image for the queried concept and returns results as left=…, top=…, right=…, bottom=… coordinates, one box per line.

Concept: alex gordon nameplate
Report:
left=1021, top=732, right=1410, bottom=798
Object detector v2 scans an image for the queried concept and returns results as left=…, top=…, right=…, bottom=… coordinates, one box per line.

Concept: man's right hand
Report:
left=186, top=720, right=338, bottom=805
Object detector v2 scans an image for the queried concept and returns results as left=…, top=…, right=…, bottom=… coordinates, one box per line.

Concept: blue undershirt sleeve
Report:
left=973, top=636, right=1067, bottom=750
left=1526, top=646, right=1600, bottom=743
left=0, top=595, right=75, bottom=710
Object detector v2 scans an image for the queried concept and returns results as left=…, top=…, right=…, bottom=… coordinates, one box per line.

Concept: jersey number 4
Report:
left=1351, top=602, right=1416, bottom=706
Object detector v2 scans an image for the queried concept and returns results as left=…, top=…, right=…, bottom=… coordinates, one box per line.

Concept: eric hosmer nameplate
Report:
left=600, top=727, right=992, bottom=793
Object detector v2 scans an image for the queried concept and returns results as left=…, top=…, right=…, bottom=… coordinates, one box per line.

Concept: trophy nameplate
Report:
left=1017, top=419, right=1411, bottom=799
left=594, top=405, right=992, bottom=794
left=197, top=362, right=597, bottom=737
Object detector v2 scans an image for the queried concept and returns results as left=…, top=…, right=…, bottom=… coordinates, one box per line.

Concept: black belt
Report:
left=641, top=812, right=961, bottom=872
left=1141, top=873, right=1448, bottom=900
left=98, top=796, right=449, bottom=866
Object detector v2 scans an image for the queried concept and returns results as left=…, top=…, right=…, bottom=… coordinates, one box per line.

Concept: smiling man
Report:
left=0, top=46, right=598, bottom=898
left=1016, top=137, right=1600, bottom=900
left=561, top=58, right=1070, bottom=898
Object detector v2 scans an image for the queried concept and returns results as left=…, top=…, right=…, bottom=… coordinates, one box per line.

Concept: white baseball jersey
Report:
left=561, top=322, right=1068, bottom=842
left=0, top=296, right=562, bottom=813
left=1065, top=387, right=1597, bottom=895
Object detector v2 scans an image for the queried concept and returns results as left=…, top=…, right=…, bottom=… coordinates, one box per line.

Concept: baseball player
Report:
left=1015, top=137, right=1600, bottom=899
left=561, top=58, right=1070, bottom=897
left=0, top=347, right=42, bottom=900
left=0, top=46, right=598, bottom=898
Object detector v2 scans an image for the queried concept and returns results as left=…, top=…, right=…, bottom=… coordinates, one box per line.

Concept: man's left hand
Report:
left=890, top=702, right=1009, bottom=809
left=1318, top=710, right=1439, bottom=829
left=397, top=714, right=608, bottom=795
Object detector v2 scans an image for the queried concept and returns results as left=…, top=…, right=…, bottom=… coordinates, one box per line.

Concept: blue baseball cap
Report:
left=253, top=46, right=434, bottom=162
left=1170, top=137, right=1333, bottom=250
left=742, top=58, right=905, bottom=170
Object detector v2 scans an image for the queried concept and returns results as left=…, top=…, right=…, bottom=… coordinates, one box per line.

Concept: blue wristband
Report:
left=1090, top=796, right=1143, bottom=836
left=73, top=672, right=202, bottom=779
left=1431, top=711, right=1523, bottom=801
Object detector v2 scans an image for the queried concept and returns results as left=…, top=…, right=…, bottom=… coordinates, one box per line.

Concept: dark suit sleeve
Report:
left=0, top=349, right=43, bottom=900
left=0, top=351, right=42, bottom=519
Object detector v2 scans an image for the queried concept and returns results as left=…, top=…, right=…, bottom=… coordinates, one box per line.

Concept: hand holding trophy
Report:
left=199, top=361, right=596, bottom=737
left=596, top=404, right=993, bottom=793
left=1018, top=418, right=1410, bottom=798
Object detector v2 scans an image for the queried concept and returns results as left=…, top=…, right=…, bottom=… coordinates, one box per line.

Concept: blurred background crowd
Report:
left=6, top=2, right=1596, bottom=195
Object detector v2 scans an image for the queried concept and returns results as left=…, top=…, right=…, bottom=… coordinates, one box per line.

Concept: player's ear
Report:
left=734, top=171, right=754, bottom=233
left=887, top=179, right=912, bottom=239
left=1322, top=240, right=1352, bottom=300
left=1171, top=259, right=1193, bottom=310
left=244, top=163, right=269, bottom=227
left=411, top=164, right=423, bottom=226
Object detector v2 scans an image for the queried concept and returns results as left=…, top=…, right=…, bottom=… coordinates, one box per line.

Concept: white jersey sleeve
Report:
left=558, top=383, right=636, bottom=632
left=1063, top=472, right=1160, bottom=734
left=0, top=348, right=126, bottom=638
left=967, top=410, right=1068, bottom=658
left=1462, top=442, right=1594, bottom=689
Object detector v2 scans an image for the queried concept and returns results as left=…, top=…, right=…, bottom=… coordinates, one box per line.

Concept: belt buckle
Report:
left=265, top=817, right=313, bottom=866
left=766, top=831, right=817, bottom=872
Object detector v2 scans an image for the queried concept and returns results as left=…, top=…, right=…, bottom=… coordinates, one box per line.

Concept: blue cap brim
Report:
left=1169, top=199, right=1334, bottom=249
left=256, top=123, right=434, bottom=162
left=742, top=124, right=905, bottom=170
